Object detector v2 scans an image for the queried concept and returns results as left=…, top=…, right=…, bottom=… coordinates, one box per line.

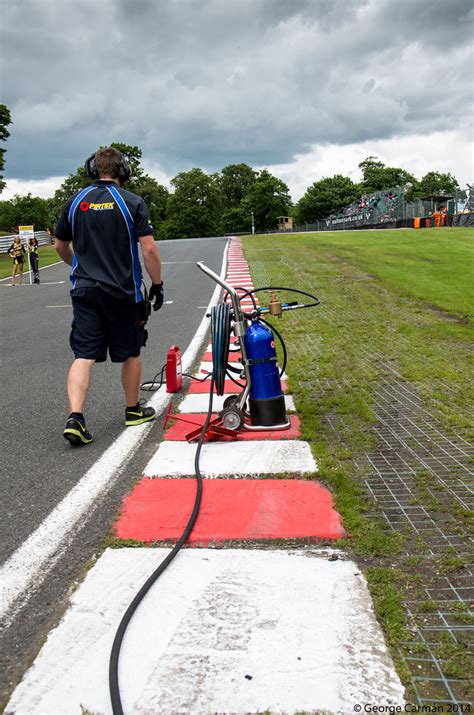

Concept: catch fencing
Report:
left=0, top=231, right=51, bottom=253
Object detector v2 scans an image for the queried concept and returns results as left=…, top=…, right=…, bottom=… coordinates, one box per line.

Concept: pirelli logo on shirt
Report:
left=79, top=201, right=115, bottom=212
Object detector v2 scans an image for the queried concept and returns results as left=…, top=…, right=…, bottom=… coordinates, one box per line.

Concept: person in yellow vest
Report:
left=27, top=236, right=40, bottom=284
left=7, top=235, right=26, bottom=286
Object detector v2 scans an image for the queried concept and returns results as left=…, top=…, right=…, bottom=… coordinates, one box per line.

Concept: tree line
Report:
left=0, top=143, right=294, bottom=237
left=0, top=109, right=464, bottom=238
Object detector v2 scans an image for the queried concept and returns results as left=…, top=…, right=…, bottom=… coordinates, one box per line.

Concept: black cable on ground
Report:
left=109, top=377, right=216, bottom=715
left=109, top=289, right=317, bottom=712
left=141, top=366, right=212, bottom=392
left=110, top=301, right=235, bottom=713
left=140, top=365, right=166, bottom=392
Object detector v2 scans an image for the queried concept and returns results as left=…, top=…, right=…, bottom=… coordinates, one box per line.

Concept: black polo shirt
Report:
left=55, top=180, right=153, bottom=303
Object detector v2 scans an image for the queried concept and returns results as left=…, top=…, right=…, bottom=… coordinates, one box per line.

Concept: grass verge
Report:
left=0, top=245, right=61, bottom=279
left=243, top=227, right=474, bottom=703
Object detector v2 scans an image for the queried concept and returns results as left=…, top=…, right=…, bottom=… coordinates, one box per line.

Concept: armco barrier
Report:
left=0, top=231, right=51, bottom=253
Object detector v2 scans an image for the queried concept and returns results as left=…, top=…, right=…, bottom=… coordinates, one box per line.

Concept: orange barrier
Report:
left=413, top=217, right=420, bottom=229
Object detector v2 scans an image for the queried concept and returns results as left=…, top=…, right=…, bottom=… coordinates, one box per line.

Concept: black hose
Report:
left=259, top=316, right=288, bottom=376
left=223, top=286, right=258, bottom=311
left=141, top=365, right=166, bottom=392
left=238, top=286, right=320, bottom=309
left=109, top=378, right=216, bottom=715
left=109, top=286, right=317, bottom=712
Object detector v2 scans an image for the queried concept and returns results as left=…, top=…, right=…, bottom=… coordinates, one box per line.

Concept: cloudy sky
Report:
left=1, top=0, right=473, bottom=201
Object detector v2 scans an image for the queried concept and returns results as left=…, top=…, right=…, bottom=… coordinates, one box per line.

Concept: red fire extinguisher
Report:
left=166, top=345, right=183, bottom=393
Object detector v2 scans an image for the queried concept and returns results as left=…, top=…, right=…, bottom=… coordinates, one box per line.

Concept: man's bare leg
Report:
left=67, top=358, right=95, bottom=413
left=121, top=355, right=142, bottom=407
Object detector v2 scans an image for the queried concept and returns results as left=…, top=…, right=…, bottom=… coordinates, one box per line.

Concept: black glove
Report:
left=149, top=281, right=164, bottom=311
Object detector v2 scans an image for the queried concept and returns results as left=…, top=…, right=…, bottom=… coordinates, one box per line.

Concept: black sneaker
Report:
left=125, top=405, right=156, bottom=426
left=63, top=417, right=93, bottom=446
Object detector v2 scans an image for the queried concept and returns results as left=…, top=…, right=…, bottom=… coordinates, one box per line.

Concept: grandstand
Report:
left=335, top=186, right=408, bottom=223
left=293, top=184, right=473, bottom=232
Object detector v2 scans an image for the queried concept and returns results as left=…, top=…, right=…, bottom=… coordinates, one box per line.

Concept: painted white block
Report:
left=179, top=391, right=295, bottom=413
left=144, top=439, right=316, bottom=477
left=7, top=548, right=405, bottom=715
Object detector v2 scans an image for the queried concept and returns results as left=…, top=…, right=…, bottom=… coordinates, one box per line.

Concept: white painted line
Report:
left=163, top=300, right=174, bottom=304
left=179, top=392, right=295, bottom=413
left=1, top=281, right=65, bottom=287
left=45, top=305, right=71, bottom=308
left=7, top=548, right=405, bottom=715
left=144, top=439, right=315, bottom=477
left=0, top=241, right=230, bottom=624
left=0, top=260, right=64, bottom=282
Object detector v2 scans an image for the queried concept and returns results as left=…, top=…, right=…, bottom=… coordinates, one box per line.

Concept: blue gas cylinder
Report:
left=243, top=321, right=287, bottom=426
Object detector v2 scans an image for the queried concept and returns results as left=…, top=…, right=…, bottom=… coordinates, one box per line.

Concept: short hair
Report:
left=94, top=147, right=123, bottom=179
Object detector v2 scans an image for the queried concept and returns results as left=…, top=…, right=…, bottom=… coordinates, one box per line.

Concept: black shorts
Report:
left=70, top=287, right=148, bottom=363
left=13, top=256, right=24, bottom=266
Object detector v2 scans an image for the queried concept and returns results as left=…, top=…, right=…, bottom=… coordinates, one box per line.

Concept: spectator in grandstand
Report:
left=8, top=235, right=26, bottom=286
left=27, top=236, right=40, bottom=284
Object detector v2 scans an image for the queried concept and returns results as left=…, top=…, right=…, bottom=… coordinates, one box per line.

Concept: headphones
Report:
left=84, top=152, right=132, bottom=183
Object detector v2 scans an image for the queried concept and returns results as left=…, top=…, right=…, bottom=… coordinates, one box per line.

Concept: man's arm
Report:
left=138, top=234, right=162, bottom=284
left=54, top=238, right=74, bottom=266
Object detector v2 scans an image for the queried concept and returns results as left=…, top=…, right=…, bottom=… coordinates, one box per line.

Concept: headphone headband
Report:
left=84, top=152, right=131, bottom=183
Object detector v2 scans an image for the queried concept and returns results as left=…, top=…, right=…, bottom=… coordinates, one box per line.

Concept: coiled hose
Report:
left=210, top=302, right=231, bottom=395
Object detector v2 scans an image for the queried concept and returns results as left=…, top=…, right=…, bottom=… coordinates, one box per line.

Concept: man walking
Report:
left=55, top=146, right=164, bottom=446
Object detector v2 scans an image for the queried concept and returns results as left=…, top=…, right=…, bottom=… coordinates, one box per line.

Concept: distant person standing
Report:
left=27, top=236, right=40, bottom=283
left=54, top=146, right=164, bottom=446
left=8, top=235, right=26, bottom=286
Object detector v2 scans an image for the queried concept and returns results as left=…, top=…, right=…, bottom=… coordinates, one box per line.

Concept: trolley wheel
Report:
left=223, top=394, right=239, bottom=409
left=220, top=406, right=245, bottom=431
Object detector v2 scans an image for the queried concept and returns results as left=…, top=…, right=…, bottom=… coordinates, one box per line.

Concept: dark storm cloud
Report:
left=1, top=0, right=472, bottom=179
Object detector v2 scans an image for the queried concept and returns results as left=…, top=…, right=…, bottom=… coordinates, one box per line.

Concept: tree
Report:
left=295, top=175, right=361, bottom=223
left=161, top=168, right=224, bottom=239
left=359, top=156, right=415, bottom=193
left=218, top=206, right=253, bottom=235
left=0, top=199, right=14, bottom=231
left=51, top=143, right=169, bottom=229
left=412, top=171, right=460, bottom=198
left=135, top=177, right=169, bottom=229
left=216, top=163, right=257, bottom=209
left=241, top=169, right=292, bottom=232
left=0, top=104, right=12, bottom=194
left=1, top=194, right=51, bottom=230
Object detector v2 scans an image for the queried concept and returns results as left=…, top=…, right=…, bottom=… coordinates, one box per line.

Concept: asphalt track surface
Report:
left=0, top=236, right=227, bottom=706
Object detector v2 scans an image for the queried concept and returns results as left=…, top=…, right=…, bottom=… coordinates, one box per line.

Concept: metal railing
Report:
left=0, top=231, right=51, bottom=254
